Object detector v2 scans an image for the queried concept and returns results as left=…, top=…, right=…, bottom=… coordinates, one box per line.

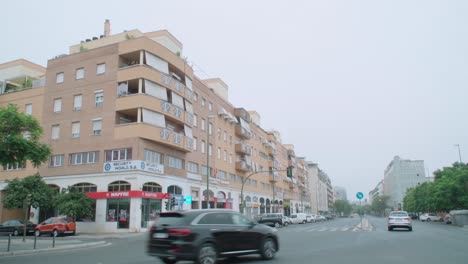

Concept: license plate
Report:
left=153, top=233, right=168, bottom=239
left=396, top=219, right=402, bottom=222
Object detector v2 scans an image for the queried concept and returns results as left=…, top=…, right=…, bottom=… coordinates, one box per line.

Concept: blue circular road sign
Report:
left=356, top=192, right=364, bottom=200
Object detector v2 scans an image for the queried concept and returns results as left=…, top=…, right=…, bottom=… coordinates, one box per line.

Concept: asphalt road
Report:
left=1, top=216, right=467, bottom=264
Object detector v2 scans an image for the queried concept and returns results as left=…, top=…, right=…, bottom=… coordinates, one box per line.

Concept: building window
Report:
left=74, top=95, right=82, bottom=111
left=56, top=72, right=64, bottom=83
left=71, top=122, right=80, bottom=138
left=95, top=91, right=104, bottom=107
left=229, top=153, right=233, bottom=163
left=73, top=182, right=97, bottom=193
left=69, top=151, right=99, bottom=165
left=2, top=162, right=26, bottom=171
left=224, top=150, right=227, bottom=161
left=229, top=135, right=233, bottom=145
left=49, top=155, right=64, bottom=167
left=223, top=131, right=227, bottom=142
left=193, top=92, right=198, bottom=101
left=208, top=123, right=212, bottom=135
left=167, top=156, right=184, bottom=169
left=92, top=119, right=102, bottom=136
left=218, top=170, right=226, bottom=180
left=230, top=174, right=236, bottom=182
left=208, top=144, right=212, bottom=156
left=143, top=182, right=162, bottom=193
left=217, top=147, right=221, bottom=159
left=108, top=181, right=131, bottom=191
left=217, top=128, right=221, bottom=139
left=97, top=63, right=106, bottom=75
left=201, top=97, right=206, bottom=107
left=188, top=162, right=198, bottom=173
left=25, top=104, right=32, bottom=115
left=75, top=68, right=85, bottom=80
left=53, top=98, right=62, bottom=113
left=201, top=118, right=206, bottom=131
left=201, top=166, right=212, bottom=176
left=144, top=149, right=162, bottom=164
left=51, top=125, right=60, bottom=140
left=193, top=137, right=198, bottom=151
left=201, top=140, right=206, bottom=154
left=208, top=102, right=213, bottom=111
left=193, top=114, right=198, bottom=127
left=105, top=148, right=132, bottom=161
left=237, top=175, right=243, bottom=184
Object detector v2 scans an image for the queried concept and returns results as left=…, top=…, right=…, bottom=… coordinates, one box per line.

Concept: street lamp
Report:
left=454, top=144, right=462, bottom=163
left=205, top=115, right=215, bottom=209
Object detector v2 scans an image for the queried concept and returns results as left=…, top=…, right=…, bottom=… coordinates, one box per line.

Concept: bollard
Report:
left=34, top=233, right=37, bottom=249
left=7, top=234, right=11, bottom=252
left=52, top=233, right=56, bottom=248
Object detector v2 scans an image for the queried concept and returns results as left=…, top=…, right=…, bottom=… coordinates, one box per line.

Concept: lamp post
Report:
left=205, top=115, right=215, bottom=209
left=454, top=144, right=462, bottom=163
left=240, top=168, right=289, bottom=214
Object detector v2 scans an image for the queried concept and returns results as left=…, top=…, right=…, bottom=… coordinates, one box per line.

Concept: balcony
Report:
left=235, top=161, right=252, bottom=172
left=115, top=93, right=186, bottom=125
left=235, top=143, right=251, bottom=155
left=114, top=123, right=192, bottom=152
left=234, top=108, right=251, bottom=122
left=235, top=125, right=251, bottom=139
left=269, top=172, right=280, bottom=182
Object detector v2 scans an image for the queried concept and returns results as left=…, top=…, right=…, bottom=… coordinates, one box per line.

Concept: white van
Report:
left=289, top=213, right=308, bottom=224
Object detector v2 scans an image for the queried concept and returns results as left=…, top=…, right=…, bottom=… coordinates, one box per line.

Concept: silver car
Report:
left=388, top=211, right=412, bottom=231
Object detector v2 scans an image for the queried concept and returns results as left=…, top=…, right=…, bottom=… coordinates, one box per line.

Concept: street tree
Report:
left=333, top=200, right=352, bottom=216
left=54, top=187, right=95, bottom=222
left=0, top=104, right=51, bottom=167
left=371, top=195, right=390, bottom=216
left=3, top=174, right=55, bottom=241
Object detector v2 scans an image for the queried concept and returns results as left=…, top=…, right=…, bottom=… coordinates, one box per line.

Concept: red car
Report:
left=35, top=216, right=76, bottom=237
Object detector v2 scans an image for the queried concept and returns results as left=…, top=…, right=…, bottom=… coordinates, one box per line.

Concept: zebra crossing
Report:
left=289, top=225, right=354, bottom=232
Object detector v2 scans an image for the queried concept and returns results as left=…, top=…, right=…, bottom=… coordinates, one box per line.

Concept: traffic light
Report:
left=164, top=201, right=170, bottom=211
left=171, top=197, right=176, bottom=206
left=287, top=166, right=293, bottom=177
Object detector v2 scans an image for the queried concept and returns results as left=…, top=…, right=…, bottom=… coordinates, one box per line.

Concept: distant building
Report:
left=383, top=156, right=433, bottom=210
left=334, top=186, right=347, bottom=201
left=368, top=180, right=384, bottom=205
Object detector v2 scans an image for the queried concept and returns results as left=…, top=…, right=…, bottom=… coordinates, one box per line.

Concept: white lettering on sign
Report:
left=103, top=160, right=164, bottom=174
left=110, top=192, right=129, bottom=197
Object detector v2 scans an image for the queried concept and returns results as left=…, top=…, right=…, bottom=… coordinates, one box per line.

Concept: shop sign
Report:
left=86, top=190, right=168, bottom=199
left=103, top=160, right=164, bottom=174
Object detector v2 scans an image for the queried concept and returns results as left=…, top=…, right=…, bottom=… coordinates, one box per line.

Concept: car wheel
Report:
left=388, top=227, right=392, bottom=231
left=34, top=230, right=41, bottom=237
left=427, top=218, right=431, bottom=222
left=52, top=229, right=59, bottom=237
left=13, top=229, right=19, bottom=236
left=274, top=222, right=281, bottom=228
left=260, top=237, right=276, bottom=260
left=283, top=222, right=288, bottom=227
left=302, top=220, right=306, bottom=224
left=196, top=243, right=217, bottom=264
left=160, top=257, right=177, bottom=264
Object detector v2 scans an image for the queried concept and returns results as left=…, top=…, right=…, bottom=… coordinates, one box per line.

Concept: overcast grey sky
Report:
left=2, top=0, right=467, bottom=200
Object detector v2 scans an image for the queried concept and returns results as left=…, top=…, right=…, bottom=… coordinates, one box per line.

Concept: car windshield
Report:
left=390, top=212, right=408, bottom=217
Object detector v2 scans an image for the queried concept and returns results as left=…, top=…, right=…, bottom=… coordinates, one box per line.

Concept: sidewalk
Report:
left=0, top=233, right=128, bottom=257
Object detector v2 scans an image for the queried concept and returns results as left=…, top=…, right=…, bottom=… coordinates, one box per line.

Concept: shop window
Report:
left=108, top=180, right=131, bottom=191
left=106, top=198, right=130, bottom=228
left=143, top=182, right=162, bottom=193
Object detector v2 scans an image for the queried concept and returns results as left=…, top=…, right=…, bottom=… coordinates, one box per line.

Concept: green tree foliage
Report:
left=333, top=200, right=352, bottom=216
left=3, top=174, right=55, bottom=210
left=402, top=163, right=468, bottom=212
left=371, top=195, right=390, bottom=216
left=0, top=104, right=51, bottom=167
left=54, top=187, right=94, bottom=221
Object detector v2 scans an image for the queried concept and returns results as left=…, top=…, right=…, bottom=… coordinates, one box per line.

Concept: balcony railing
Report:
left=235, top=143, right=251, bottom=155
left=235, top=161, right=252, bottom=172
left=235, top=125, right=251, bottom=139
left=115, top=123, right=192, bottom=152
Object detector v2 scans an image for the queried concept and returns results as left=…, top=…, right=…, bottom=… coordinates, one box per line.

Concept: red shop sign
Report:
left=86, top=190, right=168, bottom=200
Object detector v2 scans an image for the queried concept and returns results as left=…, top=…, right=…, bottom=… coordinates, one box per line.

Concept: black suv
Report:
left=256, top=213, right=284, bottom=227
left=147, top=209, right=279, bottom=264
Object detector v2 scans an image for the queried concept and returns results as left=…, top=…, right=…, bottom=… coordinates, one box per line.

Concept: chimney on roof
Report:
left=104, top=19, right=111, bottom=37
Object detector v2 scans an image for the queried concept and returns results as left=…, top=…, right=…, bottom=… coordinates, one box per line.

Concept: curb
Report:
left=0, top=241, right=109, bottom=257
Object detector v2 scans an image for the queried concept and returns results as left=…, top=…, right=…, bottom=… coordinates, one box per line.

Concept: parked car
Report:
left=257, top=213, right=284, bottom=228
left=388, top=211, right=412, bottom=231
left=282, top=216, right=292, bottom=226
left=306, top=214, right=315, bottom=223
left=0, top=219, right=36, bottom=236
left=419, top=213, right=442, bottom=222
left=316, top=215, right=327, bottom=221
left=444, top=214, right=452, bottom=224
left=289, top=213, right=308, bottom=224
left=35, top=216, right=76, bottom=237
left=147, top=210, right=279, bottom=264
left=408, top=213, right=419, bottom=220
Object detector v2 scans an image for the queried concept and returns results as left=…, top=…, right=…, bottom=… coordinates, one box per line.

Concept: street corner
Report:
left=0, top=240, right=110, bottom=257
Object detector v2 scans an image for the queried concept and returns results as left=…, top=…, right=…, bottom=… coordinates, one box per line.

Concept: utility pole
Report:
left=454, top=144, right=462, bottom=163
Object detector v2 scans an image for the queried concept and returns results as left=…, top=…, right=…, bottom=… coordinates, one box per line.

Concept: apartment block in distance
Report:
left=0, top=21, right=320, bottom=233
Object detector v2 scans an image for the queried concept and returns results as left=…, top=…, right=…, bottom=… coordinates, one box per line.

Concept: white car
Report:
left=388, top=211, right=412, bottom=231
left=419, top=213, right=442, bottom=222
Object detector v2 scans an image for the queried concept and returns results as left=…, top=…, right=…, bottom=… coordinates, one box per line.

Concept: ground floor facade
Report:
left=0, top=170, right=309, bottom=233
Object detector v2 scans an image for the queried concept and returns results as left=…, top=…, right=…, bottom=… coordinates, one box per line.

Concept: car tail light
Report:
left=168, top=228, right=192, bottom=237
left=404, top=217, right=411, bottom=221
left=389, top=217, right=394, bottom=220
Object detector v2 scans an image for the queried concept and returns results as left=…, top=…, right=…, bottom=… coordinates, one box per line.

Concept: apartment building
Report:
left=383, top=156, right=433, bottom=210
left=368, top=179, right=384, bottom=205
left=0, top=21, right=312, bottom=233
